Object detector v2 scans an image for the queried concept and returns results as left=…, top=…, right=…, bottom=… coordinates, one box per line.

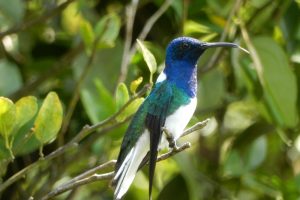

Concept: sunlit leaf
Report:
left=116, top=97, right=144, bottom=122
left=130, top=77, right=143, bottom=94
left=223, top=101, right=258, bottom=134
left=115, top=83, right=129, bottom=110
left=80, top=20, right=95, bottom=50
left=137, top=39, right=157, bottom=83
left=0, top=97, right=16, bottom=147
left=81, top=78, right=115, bottom=123
left=95, top=13, right=121, bottom=48
left=15, top=96, right=38, bottom=128
left=61, top=2, right=84, bottom=34
left=184, top=20, right=212, bottom=35
left=34, top=92, right=63, bottom=144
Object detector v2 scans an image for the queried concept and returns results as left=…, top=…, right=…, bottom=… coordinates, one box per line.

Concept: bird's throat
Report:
left=164, top=61, right=197, bottom=98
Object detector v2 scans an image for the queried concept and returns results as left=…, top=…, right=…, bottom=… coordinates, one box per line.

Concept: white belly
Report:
left=160, top=97, right=197, bottom=148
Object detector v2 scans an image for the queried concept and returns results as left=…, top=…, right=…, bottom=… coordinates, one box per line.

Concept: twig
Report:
left=118, top=0, right=140, bottom=84
left=181, top=118, right=210, bottom=137
left=40, top=118, right=209, bottom=200
left=0, top=0, right=75, bottom=39
left=200, top=0, right=243, bottom=74
left=0, top=85, right=150, bottom=193
left=156, top=142, right=191, bottom=162
left=239, top=23, right=264, bottom=83
left=117, top=0, right=173, bottom=84
left=40, top=172, right=115, bottom=200
left=69, top=160, right=116, bottom=183
left=59, top=36, right=101, bottom=145
left=136, top=0, right=173, bottom=43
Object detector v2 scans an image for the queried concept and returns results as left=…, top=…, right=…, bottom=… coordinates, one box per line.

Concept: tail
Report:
left=113, top=133, right=149, bottom=200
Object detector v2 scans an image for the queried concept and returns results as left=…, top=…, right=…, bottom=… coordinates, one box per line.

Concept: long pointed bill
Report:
left=203, top=42, right=249, bottom=54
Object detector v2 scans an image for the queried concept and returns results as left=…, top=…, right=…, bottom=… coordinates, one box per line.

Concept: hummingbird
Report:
left=112, top=37, right=247, bottom=200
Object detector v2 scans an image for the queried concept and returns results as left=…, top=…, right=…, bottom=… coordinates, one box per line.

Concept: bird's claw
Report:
left=162, top=127, right=180, bottom=151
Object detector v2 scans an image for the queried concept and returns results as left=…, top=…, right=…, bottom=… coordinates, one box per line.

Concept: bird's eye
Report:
left=182, top=42, right=190, bottom=49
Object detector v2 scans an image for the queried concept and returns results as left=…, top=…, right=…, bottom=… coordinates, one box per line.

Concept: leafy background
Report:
left=0, top=0, right=300, bottom=199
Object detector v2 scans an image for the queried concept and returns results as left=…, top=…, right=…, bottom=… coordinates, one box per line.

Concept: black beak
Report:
left=203, top=42, right=249, bottom=54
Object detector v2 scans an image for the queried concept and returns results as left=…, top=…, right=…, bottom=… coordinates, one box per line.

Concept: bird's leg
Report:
left=162, top=127, right=180, bottom=151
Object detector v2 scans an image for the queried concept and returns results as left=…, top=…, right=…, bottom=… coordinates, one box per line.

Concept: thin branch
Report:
left=40, top=118, right=209, bottom=200
left=199, top=0, right=243, bottom=74
left=156, top=142, right=191, bottom=162
left=69, top=160, right=116, bottom=183
left=0, top=85, right=150, bottom=193
left=136, top=0, right=173, bottom=42
left=59, top=36, right=102, bottom=145
left=181, top=119, right=210, bottom=137
left=118, top=0, right=140, bottom=84
left=40, top=172, right=115, bottom=200
left=0, top=0, right=75, bottom=39
left=117, top=0, right=173, bottom=84
left=239, top=23, right=264, bottom=83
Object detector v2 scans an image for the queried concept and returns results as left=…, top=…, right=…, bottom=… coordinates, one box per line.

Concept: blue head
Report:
left=163, top=37, right=239, bottom=97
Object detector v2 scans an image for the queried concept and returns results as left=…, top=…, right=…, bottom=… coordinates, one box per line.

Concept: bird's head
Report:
left=166, top=37, right=246, bottom=66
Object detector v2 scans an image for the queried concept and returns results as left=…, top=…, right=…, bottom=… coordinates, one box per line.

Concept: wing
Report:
left=145, top=82, right=173, bottom=200
left=112, top=102, right=149, bottom=200
left=113, top=81, right=173, bottom=200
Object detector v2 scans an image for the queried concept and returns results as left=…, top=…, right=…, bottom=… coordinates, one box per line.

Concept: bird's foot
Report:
left=162, top=127, right=180, bottom=151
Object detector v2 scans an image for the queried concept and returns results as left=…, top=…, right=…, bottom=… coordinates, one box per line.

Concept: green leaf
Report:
left=0, top=97, right=16, bottom=147
left=223, top=101, right=258, bottom=134
left=34, top=92, right=63, bottom=144
left=0, top=0, right=24, bottom=24
left=0, top=158, right=10, bottom=180
left=115, top=83, right=129, bottom=110
left=15, top=96, right=38, bottom=128
left=137, top=39, right=157, bottom=83
left=81, top=78, right=115, bottom=123
left=158, top=174, right=189, bottom=200
left=0, top=60, right=23, bottom=96
left=174, top=153, right=202, bottom=200
left=116, top=97, right=144, bottom=122
left=95, top=13, right=121, bottom=48
left=223, top=150, right=245, bottom=177
left=246, top=136, right=267, bottom=170
left=130, top=77, right=143, bottom=94
left=252, top=36, right=298, bottom=127
left=0, top=136, right=11, bottom=160
left=80, top=20, right=95, bottom=50
left=198, top=68, right=225, bottom=110
left=61, top=2, right=84, bottom=34
left=183, top=20, right=212, bottom=35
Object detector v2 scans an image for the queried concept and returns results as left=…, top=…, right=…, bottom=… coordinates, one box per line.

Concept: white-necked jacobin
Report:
left=112, top=37, right=244, bottom=200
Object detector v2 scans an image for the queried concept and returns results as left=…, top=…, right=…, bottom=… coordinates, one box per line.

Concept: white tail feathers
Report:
left=113, top=131, right=149, bottom=200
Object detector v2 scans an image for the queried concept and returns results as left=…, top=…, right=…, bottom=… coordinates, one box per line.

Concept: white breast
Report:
left=160, top=98, right=197, bottom=148
left=156, top=72, right=167, bottom=83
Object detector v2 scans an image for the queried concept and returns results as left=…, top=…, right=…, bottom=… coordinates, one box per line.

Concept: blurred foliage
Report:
left=0, top=0, right=300, bottom=199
